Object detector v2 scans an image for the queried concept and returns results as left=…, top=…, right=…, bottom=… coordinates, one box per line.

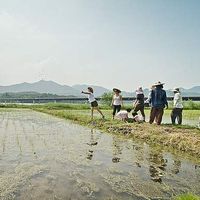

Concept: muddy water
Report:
left=0, top=110, right=199, bottom=200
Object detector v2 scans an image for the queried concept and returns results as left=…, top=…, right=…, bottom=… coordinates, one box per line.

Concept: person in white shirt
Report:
left=132, top=112, right=144, bottom=123
left=116, top=109, right=131, bottom=121
left=82, top=87, right=105, bottom=120
left=171, top=88, right=183, bottom=125
left=111, top=88, right=123, bottom=119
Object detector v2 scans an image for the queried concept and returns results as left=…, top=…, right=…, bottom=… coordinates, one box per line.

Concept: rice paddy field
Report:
left=0, top=105, right=200, bottom=200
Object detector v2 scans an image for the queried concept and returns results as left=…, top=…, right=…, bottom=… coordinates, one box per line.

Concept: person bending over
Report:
left=116, top=108, right=132, bottom=122
left=132, top=112, right=144, bottom=123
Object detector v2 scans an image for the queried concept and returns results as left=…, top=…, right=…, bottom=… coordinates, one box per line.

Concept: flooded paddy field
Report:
left=0, top=110, right=199, bottom=200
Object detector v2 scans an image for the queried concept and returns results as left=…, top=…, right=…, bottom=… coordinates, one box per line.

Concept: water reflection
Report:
left=0, top=110, right=200, bottom=199
left=148, top=149, right=167, bottom=183
left=172, top=159, right=181, bottom=174
left=112, top=136, right=123, bottom=163
left=133, top=143, right=145, bottom=168
left=86, top=129, right=98, bottom=160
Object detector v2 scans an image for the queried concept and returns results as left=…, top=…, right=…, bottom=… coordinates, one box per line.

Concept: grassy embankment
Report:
left=0, top=103, right=200, bottom=157
left=174, top=193, right=200, bottom=200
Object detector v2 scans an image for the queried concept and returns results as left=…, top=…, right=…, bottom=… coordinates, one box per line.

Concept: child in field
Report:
left=82, top=87, right=105, bottom=120
left=116, top=108, right=132, bottom=122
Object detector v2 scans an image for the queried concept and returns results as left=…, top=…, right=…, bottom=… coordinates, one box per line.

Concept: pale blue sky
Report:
left=0, top=0, right=199, bottom=91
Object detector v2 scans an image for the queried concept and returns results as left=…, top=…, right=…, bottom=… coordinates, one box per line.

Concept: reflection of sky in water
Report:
left=0, top=110, right=199, bottom=200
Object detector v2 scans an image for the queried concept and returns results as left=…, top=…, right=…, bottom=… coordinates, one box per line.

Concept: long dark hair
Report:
left=88, top=87, right=94, bottom=93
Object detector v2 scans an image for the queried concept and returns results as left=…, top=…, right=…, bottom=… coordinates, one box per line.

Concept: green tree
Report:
left=101, top=92, right=113, bottom=106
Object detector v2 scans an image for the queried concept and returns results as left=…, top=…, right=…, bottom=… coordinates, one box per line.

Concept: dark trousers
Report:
left=113, top=105, right=121, bottom=116
left=149, top=107, right=164, bottom=125
left=133, top=104, right=145, bottom=121
left=171, top=108, right=183, bottom=125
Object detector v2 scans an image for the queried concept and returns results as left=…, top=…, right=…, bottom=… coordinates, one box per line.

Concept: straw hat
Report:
left=113, top=88, right=121, bottom=93
left=172, top=88, right=180, bottom=92
left=152, top=81, right=165, bottom=86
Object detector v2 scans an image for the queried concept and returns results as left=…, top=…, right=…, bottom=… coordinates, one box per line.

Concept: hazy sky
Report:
left=0, top=0, right=200, bottom=91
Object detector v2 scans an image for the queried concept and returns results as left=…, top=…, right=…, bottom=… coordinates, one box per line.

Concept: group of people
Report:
left=82, top=81, right=183, bottom=125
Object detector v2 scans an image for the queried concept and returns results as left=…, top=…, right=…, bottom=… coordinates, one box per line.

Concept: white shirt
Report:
left=174, top=93, right=183, bottom=108
left=88, top=93, right=96, bottom=103
left=133, top=115, right=144, bottom=122
left=116, top=111, right=128, bottom=120
left=113, top=95, right=122, bottom=106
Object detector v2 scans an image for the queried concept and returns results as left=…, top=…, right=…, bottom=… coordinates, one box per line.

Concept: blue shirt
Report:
left=149, top=88, right=168, bottom=108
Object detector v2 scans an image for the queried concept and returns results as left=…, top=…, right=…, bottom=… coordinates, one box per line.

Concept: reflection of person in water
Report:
left=172, top=159, right=181, bottom=174
left=112, top=136, right=123, bottom=163
left=148, top=149, right=168, bottom=183
left=86, top=129, right=98, bottom=160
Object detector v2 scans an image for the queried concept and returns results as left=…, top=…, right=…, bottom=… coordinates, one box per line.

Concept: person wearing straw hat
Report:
left=171, top=88, right=183, bottom=125
left=111, top=88, right=123, bottom=119
left=149, top=81, right=168, bottom=125
left=132, top=87, right=145, bottom=122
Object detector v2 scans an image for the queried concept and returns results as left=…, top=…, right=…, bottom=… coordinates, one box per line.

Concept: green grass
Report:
left=183, top=101, right=200, bottom=110
left=121, top=101, right=200, bottom=110
left=174, top=193, right=200, bottom=200
left=1, top=104, right=200, bottom=157
left=0, top=102, right=200, bottom=122
left=31, top=105, right=200, bottom=157
left=0, top=103, right=110, bottom=110
left=0, top=103, right=200, bottom=120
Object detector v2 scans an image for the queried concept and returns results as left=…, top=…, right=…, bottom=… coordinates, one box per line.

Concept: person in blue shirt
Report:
left=149, top=82, right=168, bottom=125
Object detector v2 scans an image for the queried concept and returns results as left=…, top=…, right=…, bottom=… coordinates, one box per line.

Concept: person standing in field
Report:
left=111, top=88, right=123, bottom=119
left=149, top=82, right=168, bottom=125
left=171, top=88, right=183, bottom=125
left=132, top=87, right=145, bottom=122
left=145, top=85, right=155, bottom=105
left=82, top=87, right=105, bottom=120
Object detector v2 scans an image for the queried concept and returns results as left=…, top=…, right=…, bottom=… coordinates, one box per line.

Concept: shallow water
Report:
left=158, top=115, right=199, bottom=126
left=0, top=110, right=199, bottom=200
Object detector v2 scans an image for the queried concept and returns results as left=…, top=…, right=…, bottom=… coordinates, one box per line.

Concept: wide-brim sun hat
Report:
left=113, top=88, right=121, bottom=93
left=152, top=81, right=165, bottom=86
left=136, top=87, right=143, bottom=94
left=172, top=88, right=180, bottom=92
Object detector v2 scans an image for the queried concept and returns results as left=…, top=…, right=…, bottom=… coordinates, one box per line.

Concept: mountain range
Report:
left=0, top=80, right=200, bottom=97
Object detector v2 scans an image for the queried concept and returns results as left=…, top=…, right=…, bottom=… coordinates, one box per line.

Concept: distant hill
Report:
left=0, top=92, right=71, bottom=99
left=167, top=87, right=200, bottom=97
left=187, top=86, right=200, bottom=93
left=0, top=80, right=81, bottom=96
left=0, top=80, right=199, bottom=97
